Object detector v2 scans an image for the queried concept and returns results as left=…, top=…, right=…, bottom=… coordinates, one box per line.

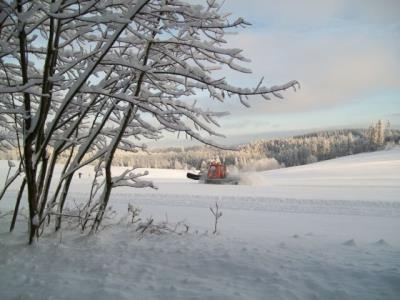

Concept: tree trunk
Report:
left=90, top=36, right=156, bottom=232
left=55, top=174, right=73, bottom=232
left=10, top=178, right=26, bottom=232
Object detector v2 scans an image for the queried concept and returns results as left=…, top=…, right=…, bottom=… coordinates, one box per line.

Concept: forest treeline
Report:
left=1, top=122, right=399, bottom=171
left=112, top=121, right=400, bottom=170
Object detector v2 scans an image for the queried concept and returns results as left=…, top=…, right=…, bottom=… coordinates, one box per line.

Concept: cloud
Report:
left=209, top=15, right=400, bottom=116
left=185, top=0, right=400, bottom=139
left=224, top=0, right=400, bottom=27
left=187, top=28, right=400, bottom=136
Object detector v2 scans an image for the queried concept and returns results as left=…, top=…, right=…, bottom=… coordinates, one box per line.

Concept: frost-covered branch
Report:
left=1, top=0, right=298, bottom=241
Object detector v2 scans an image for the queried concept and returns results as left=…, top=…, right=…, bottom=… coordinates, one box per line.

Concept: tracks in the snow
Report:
left=110, top=192, right=400, bottom=218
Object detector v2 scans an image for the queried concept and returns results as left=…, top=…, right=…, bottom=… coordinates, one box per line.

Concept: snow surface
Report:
left=1, top=149, right=400, bottom=299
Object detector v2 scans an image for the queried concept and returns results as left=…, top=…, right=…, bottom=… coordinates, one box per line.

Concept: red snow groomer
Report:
left=186, top=161, right=240, bottom=185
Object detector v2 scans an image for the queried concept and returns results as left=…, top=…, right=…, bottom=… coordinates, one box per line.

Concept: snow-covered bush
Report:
left=136, top=218, right=190, bottom=238
left=128, top=204, right=142, bottom=224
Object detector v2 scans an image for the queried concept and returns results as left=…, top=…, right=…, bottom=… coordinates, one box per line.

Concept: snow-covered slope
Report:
left=125, top=147, right=400, bottom=202
left=263, top=147, right=400, bottom=187
left=1, top=149, right=399, bottom=300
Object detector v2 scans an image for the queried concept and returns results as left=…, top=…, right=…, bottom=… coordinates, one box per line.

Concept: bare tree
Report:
left=0, top=0, right=298, bottom=243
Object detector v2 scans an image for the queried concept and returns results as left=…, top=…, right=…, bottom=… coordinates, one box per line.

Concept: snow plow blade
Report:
left=187, top=172, right=201, bottom=180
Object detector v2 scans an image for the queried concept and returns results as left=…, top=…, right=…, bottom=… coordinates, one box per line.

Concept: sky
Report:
left=152, top=0, right=400, bottom=148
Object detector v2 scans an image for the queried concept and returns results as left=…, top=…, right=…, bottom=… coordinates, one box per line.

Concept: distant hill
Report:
left=1, top=125, right=399, bottom=171
left=109, top=125, right=400, bottom=170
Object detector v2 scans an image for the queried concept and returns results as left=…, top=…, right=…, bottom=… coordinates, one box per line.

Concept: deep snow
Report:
left=0, top=149, right=400, bottom=299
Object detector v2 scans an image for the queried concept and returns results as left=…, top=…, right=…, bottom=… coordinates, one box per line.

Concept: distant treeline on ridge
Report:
left=1, top=121, right=399, bottom=171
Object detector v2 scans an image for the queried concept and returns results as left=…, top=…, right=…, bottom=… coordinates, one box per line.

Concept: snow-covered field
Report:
left=1, top=149, right=400, bottom=299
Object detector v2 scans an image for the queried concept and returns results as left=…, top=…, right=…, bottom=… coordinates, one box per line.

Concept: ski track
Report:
left=3, top=189, right=399, bottom=218
left=60, top=191, right=400, bottom=218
